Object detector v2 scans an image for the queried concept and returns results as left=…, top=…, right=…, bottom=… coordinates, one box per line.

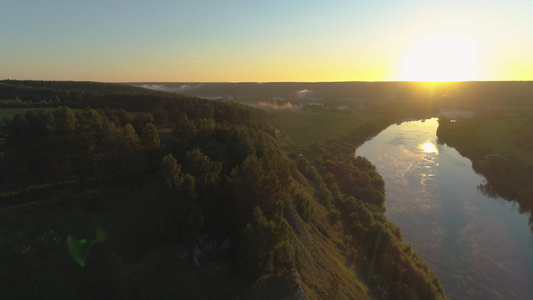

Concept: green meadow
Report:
left=0, top=108, right=38, bottom=118
left=268, top=107, right=374, bottom=147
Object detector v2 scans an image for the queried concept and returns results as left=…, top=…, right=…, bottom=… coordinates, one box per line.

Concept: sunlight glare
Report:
left=399, top=32, right=479, bottom=81
left=419, top=141, right=439, bottom=154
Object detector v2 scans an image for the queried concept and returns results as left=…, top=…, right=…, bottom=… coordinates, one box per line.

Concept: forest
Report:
left=0, top=80, right=445, bottom=299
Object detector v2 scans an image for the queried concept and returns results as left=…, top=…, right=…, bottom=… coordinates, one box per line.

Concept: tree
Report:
left=132, top=112, right=154, bottom=134
left=157, top=154, right=203, bottom=243
left=160, top=153, right=181, bottom=188
left=52, top=106, right=76, bottom=135
left=292, top=190, right=313, bottom=222
left=51, top=107, right=76, bottom=177
left=173, top=113, right=195, bottom=139
left=184, top=148, right=221, bottom=187
left=152, top=107, right=168, bottom=128
left=240, top=207, right=294, bottom=274
left=75, top=109, right=107, bottom=173
left=140, top=123, right=160, bottom=149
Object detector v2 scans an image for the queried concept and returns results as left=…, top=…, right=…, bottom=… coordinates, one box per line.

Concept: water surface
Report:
left=356, top=118, right=533, bottom=300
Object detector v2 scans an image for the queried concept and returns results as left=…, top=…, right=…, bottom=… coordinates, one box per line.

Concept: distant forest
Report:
left=127, top=81, right=533, bottom=108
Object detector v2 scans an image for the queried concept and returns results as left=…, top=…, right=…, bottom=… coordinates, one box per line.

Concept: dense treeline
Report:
left=0, top=80, right=166, bottom=106
left=0, top=81, right=274, bottom=131
left=0, top=81, right=447, bottom=299
left=0, top=106, right=292, bottom=263
left=437, top=114, right=533, bottom=230
left=0, top=84, right=301, bottom=298
left=0, top=107, right=158, bottom=188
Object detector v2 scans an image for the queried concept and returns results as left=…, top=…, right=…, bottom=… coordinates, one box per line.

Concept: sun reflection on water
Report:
left=419, top=141, right=439, bottom=154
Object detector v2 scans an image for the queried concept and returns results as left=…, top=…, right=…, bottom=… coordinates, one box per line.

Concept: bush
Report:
left=327, top=209, right=341, bottom=224
left=270, top=240, right=294, bottom=272
left=292, top=190, right=314, bottom=222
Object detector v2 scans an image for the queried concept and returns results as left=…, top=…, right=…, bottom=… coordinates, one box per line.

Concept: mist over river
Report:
left=356, top=118, right=533, bottom=300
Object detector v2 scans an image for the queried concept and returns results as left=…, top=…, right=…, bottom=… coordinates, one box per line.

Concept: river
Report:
left=356, top=117, right=533, bottom=300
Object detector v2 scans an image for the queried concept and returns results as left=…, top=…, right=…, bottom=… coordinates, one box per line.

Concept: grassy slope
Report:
left=475, top=114, right=533, bottom=162
left=0, top=108, right=42, bottom=118
left=267, top=107, right=391, bottom=299
left=287, top=172, right=373, bottom=299
left=269, top=105, right=447, bottom=299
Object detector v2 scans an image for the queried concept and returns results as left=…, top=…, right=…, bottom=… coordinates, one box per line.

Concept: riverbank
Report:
left=357, top=117, right=533, bottom=300
left=437, top=111, right=533, bottom=213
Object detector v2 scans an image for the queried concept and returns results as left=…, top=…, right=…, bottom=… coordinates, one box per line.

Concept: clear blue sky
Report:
left=2, top=0, right=532, bottom=82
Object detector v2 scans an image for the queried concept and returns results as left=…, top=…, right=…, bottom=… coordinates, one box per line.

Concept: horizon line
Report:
left=3, top=79, right=533, bottom=84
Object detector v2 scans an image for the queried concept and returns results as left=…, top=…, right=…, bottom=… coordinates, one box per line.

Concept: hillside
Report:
left=0, top=81, right=445, bottom=299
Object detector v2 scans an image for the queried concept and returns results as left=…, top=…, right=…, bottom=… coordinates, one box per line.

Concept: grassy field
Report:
left=474, top=112, right=533, bottom=162
left=268, top=107, right=374, bottom=147
left=0, top=108, right=37, bottom=118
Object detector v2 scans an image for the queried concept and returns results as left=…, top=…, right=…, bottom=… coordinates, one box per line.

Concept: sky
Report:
left=1, top=0, right=533, bottom=82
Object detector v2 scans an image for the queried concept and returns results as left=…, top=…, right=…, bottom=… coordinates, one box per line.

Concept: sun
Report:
left=399, top=32, right=479, bottom=81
